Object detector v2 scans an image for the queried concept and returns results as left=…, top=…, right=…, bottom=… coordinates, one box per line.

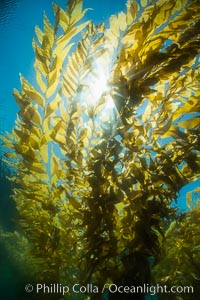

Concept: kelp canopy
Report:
left=1, top=0, right=200, bottom=299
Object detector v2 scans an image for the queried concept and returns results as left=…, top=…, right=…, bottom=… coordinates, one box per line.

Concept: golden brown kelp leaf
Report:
left=112, top=0, right=200, bottom=123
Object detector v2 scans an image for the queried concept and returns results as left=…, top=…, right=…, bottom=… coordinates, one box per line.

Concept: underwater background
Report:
left=0, top=0, right=200, bottom=299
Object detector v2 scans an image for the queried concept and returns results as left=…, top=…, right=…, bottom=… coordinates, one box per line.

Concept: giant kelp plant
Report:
left=0, top=0, right=200, bottom=299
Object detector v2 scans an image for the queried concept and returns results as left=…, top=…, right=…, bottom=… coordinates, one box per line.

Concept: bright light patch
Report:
left=85, top=58, right=110, bottom=106
left=104, top=95, right=115, bottom=111
left=100, top=95, right=116, bottom=122
left=79, top=56, right=117, bottom=120
left=90, top=67, right=109, bottom=102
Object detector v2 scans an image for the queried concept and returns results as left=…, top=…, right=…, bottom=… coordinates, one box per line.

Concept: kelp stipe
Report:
left=0, top=0, right=200, bottom=299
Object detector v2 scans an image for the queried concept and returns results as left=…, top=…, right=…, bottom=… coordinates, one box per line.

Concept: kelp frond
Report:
left=153, top=191, right=200, bottom=299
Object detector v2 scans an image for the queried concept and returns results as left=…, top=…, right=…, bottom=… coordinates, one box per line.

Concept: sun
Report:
left=83, top=57, right=110, bottom=106
left=77, top=54, right=117, bottom=119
